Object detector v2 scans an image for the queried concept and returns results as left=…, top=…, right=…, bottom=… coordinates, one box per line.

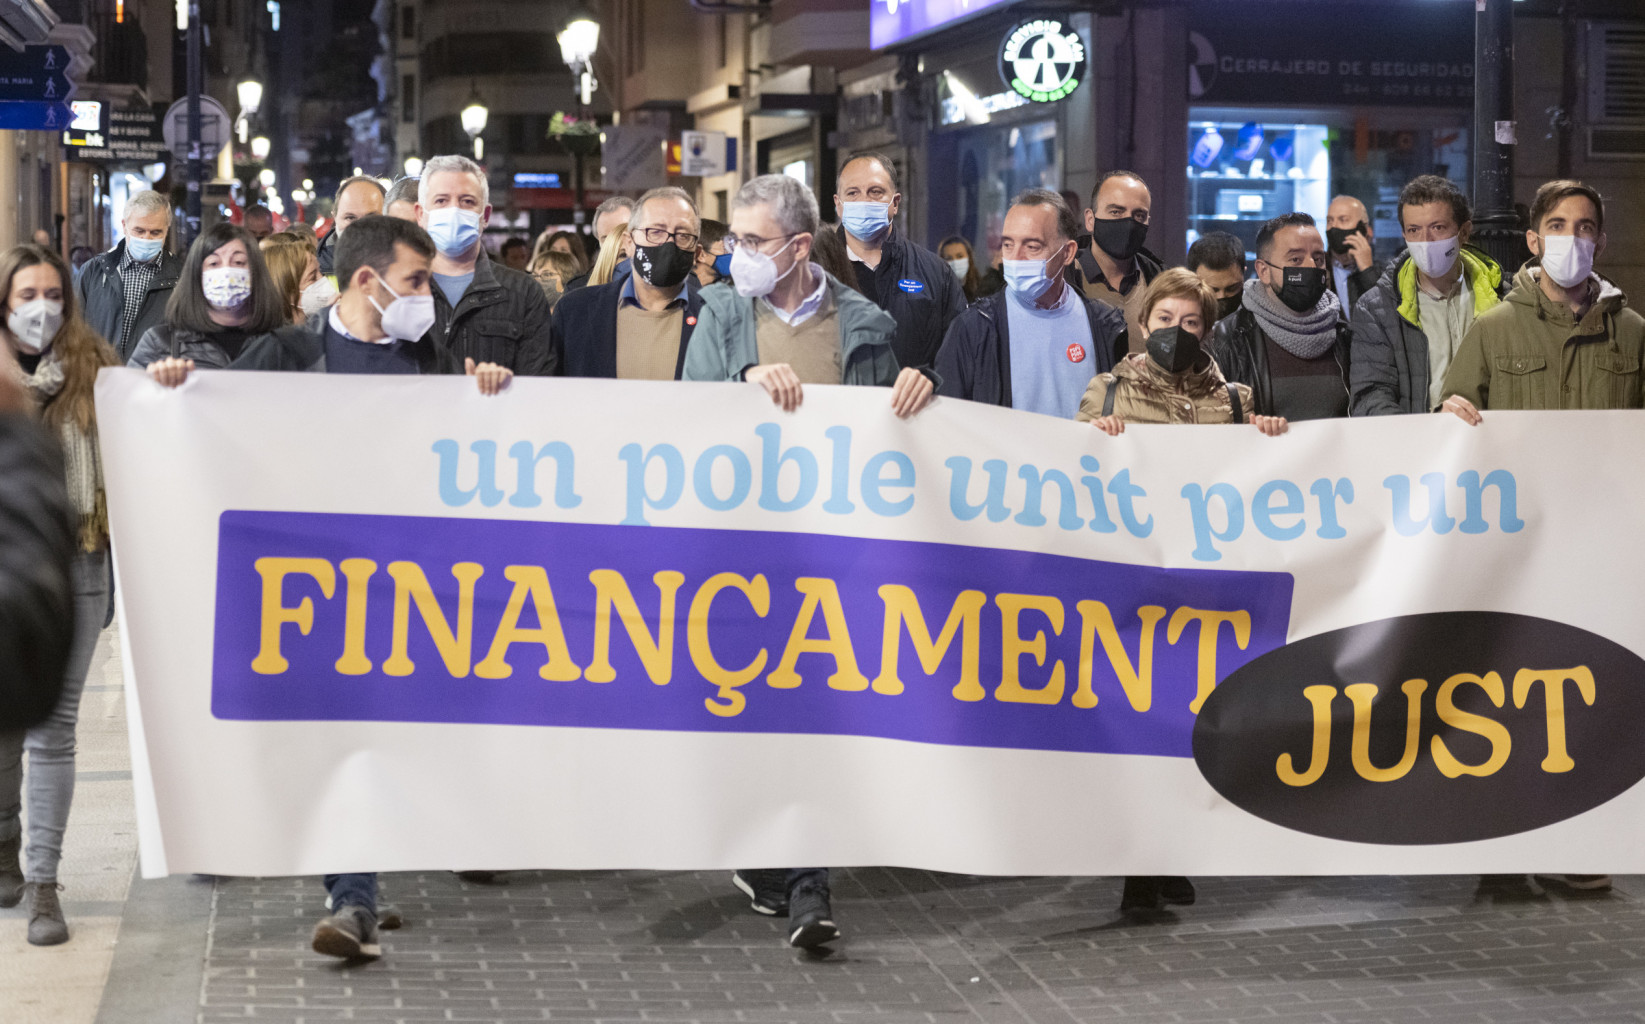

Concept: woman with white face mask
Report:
left=128, top=222, right=317, bottom=376
left=0, top=244, right=119, bottom=946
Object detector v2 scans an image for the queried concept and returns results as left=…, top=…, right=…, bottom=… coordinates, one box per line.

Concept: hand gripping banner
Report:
left=95, top=368, right=1645, bottom=878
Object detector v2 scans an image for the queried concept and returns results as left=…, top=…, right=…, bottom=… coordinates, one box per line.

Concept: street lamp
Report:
left=404, top=155, right=423, bottom=177
left=258, top=168, right=276, bottom=187
left=558, top=8, right=601, bottom=227
left=460, top=84, right=488, bottom=162
left=251, top=135, right=271, bottom=161
left=557, top=11, right=600, bottom=107
left=237, top=78, right=263, bottom=116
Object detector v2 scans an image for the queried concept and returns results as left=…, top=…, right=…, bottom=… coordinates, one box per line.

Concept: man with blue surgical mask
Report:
left=833, top=152, right=964, bottom=371
left=74, top=190, right=183, bottom=360
left=934, top=189, right=1126, bottom=415
left=416, top=154, right=556, bottom=375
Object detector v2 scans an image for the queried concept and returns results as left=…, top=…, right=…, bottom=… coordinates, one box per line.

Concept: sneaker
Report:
left=1539, top=873, right=1614, bottom=893
left=786, top=881, right=840, bottom=949
left=26, top=882, right=68, bottom=946
left=311, top=904, right=382, bottom=960
left=1157, top=876, right=1197, bottom=906
left=326, top=894, right=402, bottom=930
left=0, top=836, right=21, bottom=909
left=732, top=869, right=789, bottom=916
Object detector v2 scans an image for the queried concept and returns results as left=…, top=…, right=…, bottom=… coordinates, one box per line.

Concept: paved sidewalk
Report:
left=12, top=624, right=1645, bottom=1023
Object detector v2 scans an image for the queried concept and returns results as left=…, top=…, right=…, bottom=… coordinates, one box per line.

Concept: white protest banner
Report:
left=96, top=368, right=1645, bottom=879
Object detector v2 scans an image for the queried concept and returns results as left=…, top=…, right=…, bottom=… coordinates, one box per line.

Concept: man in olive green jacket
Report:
left=1442, top=179, right=1645, bottom=420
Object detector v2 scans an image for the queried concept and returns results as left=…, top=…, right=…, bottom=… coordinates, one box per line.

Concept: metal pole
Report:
left=1472, top=0, right=1525, bottom=273
left=185, top=0, right=203, bottom=249
left=573, top=67, right=587, bottom=229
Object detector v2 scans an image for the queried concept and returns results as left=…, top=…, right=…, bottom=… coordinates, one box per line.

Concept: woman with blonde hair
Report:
left=261, top=231, right=325, bottom=323
left=0, top=244, right=119, bottom=946
left=587, top=221, right=630, bottom=287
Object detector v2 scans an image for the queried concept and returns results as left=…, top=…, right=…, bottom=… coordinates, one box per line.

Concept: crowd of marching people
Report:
left=0, top=147, right=1636, bottom=958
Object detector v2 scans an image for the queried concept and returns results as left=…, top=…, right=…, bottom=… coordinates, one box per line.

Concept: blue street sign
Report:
left=17, top=45, right=70, bottom=72
left=0, top=101, right=74, bottom=131
left=0, top=70, right=71, bottom=102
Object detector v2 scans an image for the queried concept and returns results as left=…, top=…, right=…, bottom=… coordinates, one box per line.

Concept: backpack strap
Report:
left=1101, top=378, right=1117, bottom=418
left=1227, top=384, right=1244, bottom=424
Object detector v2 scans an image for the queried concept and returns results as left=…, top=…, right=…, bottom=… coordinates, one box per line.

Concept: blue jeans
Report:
left=0, top=551, right=110, bottom=882
left=324, top=872, right=377, bottom=913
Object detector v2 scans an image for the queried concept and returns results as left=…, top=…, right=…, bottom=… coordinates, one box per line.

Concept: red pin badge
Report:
left=687, top=316, right=698, bottom=326
left=1066, top=343, right=1086, bottom=363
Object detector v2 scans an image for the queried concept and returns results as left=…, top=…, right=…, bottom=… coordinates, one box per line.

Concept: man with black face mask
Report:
left=551, top=186, right=706, bottom=379
left=1325, top=195, right=1379, bottom=312
left=1077, top=171, right=1164, bottom=354
left=1187, top=231, right=1247, bottom=324
left=1209, top=212, right=1352, bottom=420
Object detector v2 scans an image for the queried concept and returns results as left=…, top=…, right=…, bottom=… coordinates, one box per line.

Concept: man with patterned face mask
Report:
left=415, top=154, right=556, bottom=375
left=1209, top=212, right=1352, bottom=421
left=1350, top=176, right=1507, bottom=415
left=552, top=186, right=706, bottom=379
left=1442, top=179, right=1645, bottom=424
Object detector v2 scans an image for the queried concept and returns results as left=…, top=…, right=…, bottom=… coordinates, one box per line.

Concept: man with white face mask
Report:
left=416, top=154, right=556, bottom=375
left=832, top=153, right=964, bottom=371
left=934, top=189, right=1126, bottom=414
left=683, top=172, right=934, bottom=419
left=1443, top=179, right=1645, bottom=423
left=1349, top=175, right=1507, bottom=415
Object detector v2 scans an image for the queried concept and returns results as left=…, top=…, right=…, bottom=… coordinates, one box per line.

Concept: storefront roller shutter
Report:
left=1588, top=21, right=1645, bottom=159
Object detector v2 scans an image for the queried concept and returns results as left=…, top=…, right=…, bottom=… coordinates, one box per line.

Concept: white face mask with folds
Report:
left=1538, top=234, right=1596, bottom=289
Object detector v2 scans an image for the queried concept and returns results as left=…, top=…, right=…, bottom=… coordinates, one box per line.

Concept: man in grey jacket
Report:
left=1349, top=176, right=1507, bottom=415
left=681, top=173, right=933, bottom=950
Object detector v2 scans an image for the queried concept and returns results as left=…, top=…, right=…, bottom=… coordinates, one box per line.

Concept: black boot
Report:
left=0, top=835, right=21, bottom=909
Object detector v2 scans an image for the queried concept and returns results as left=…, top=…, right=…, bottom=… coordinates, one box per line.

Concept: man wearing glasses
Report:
left=1208, top=212, right=1352, bottom=420
left=552, top=186, right=705, bottom=379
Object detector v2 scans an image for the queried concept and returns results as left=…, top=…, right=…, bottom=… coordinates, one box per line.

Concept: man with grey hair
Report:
left=935, top=188, right=1126, bottom=413
left=317, top=174, right=387, bottom=279
left=564, top=195, right=638, bottom=291
left=75, top=190, right=184, bottom=359
left=416, top=154, right=555, bottom=374
left=684, top=172, right=936, bottom=951
left=552, top=186, right=706, bottom=378
left=384, top=177, right=419, bottom=221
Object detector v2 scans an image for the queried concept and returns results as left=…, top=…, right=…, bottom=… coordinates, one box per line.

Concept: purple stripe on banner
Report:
left=211, top=511, right=1293, bottom=758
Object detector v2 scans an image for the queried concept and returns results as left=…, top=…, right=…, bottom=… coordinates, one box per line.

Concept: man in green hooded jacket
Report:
left=1442, top=179, right=1645, bottom=420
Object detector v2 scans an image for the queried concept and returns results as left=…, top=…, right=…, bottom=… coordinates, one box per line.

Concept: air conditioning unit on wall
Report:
left=1587, top=21, right=1645, bottom=159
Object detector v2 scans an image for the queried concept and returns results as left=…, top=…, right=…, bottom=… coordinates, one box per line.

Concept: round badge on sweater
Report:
left=1066, top=343, right=1086, bottom=363
left=687, top=316, right=697, bottom=326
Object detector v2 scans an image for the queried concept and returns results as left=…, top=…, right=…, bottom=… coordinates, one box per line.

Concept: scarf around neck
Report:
left=1243, top=277, right=1341, bottom=359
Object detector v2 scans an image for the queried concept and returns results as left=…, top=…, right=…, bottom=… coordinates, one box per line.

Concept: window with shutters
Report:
left=1586, top=21, right=1645, bottom=158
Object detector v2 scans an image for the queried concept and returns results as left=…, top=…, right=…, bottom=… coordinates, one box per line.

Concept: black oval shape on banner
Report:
left=1192, top=612, right=1645, bottom=845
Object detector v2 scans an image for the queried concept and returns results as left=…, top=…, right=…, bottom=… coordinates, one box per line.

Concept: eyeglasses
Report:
left=723, top=232, right=798, bottom=255
left=631, top=226, right=700, bottom=251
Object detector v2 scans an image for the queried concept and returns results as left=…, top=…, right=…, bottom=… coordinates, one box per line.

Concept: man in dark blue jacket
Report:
left=833, top=152, right=965, bottom=371
left=74, top=191, right=182, bottom=361
left=552, top=186, right=705, bottom=379
left=935, top=189, right=1126, bottom=415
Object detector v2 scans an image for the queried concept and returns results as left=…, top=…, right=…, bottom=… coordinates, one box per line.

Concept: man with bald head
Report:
left=1326, top=194, right=1380, bottom=311
left=834, top=151, right=964, bottom=370
left=551, top=186, right=706, bottom=378
left=318, top=175, right=388, bottom=279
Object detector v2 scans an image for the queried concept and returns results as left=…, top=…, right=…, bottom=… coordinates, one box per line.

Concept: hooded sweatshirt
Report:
left=1440, top=264, right=1645, bottom=411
